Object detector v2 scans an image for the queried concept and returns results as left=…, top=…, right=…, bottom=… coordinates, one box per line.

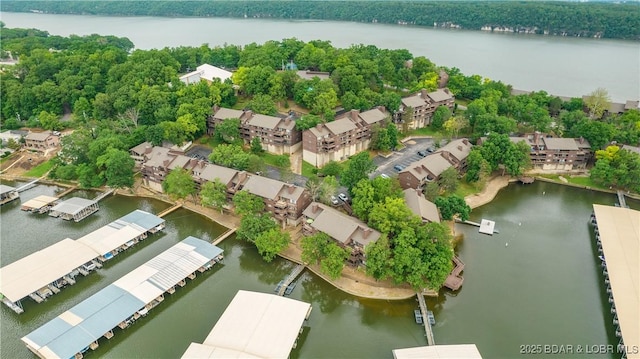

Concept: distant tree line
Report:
left=2, top=1, right=639, bottom=40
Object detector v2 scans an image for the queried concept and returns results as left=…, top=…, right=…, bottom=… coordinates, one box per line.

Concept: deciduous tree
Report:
left=162, top=168, right=196, bottom=200
left=254, top=228, right=290, bottom=262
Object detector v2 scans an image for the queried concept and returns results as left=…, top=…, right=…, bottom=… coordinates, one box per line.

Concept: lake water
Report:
left=1, top=12, right=639, bottom=102
left=0, top=180, right=636, bottom=358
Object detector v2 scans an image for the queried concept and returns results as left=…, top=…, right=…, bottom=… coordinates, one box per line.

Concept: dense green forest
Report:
left=2, top=1, right=639, bottom=40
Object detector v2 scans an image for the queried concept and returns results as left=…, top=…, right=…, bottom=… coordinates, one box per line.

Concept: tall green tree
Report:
left=200, top=179, right=228, bottom=213
left=301, top=232, right=331, bottom=265
left=435, top=195, right=471, bottom=221
left=431, top=105, right=452, bottom=130
left=232, top=190, right=265, bottom=216
left=584, top=87, right=611, bottom=119
left=320, top=242, right=350, bottom=279
left=96, top=148, right=135, bottom=188
left=254, top=228, right=290, bottom=262
left=162, top=168, right=196, bottom=200
left=237, top=213, right=278, bottom=242
left=215, top=118, right=241, bottom=144
left=340, top=152, right=376, bottom=191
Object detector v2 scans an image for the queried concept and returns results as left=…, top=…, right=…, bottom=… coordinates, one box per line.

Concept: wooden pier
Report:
left=157, top=203, right=183, bottom=218
left=276, top=264, right=305, bottom=296
left=416, top=293, right=435, bottom=346
left=444, top=256, right=465, bottom=291
left=213, top=228, right=236, bottom=246
left=458, top=219, right=499, bottom=234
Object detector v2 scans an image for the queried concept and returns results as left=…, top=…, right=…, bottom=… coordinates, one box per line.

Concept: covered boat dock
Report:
left=22, top=236, right=224, bottom=359
left=49, top=197, right=99, bottom=222
left=181, top=290, right=312, bottom=358
left=591, top=204, right=639, bottom=359
left=392, top=344, right=482, bottom=358
left=0, top=239, right=100, bottom=314
left=21, top=195, right=59, bottom=213
left=0, top=184, right=19, bottom=205
left=77, top=210, right=166, bottom=262
left=0, top=210, right=165, bottom=313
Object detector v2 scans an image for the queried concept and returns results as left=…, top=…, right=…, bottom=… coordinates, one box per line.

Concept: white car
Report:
left=380, top=174, right=390, bottom=179
left=338, top=193, right=349, bottom=202
left=330, top=195, right=339, bottom=205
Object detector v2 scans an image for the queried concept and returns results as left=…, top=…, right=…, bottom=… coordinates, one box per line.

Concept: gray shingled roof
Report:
left=402, top=153, right=453, bottom=180
left=198, top=163, right=239, bottom=185
left=437, top=138, right=472, bottom=162
left=402, top=94, right=426, bottom=108
left=242, top=175, right=285, bottom=200
left=303, top=202, right=380, bottom=245
left=25, top=131, right=52, bottom=141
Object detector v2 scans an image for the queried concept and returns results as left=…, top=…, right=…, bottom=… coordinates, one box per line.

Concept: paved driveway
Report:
left=370, top=137, right=434, bottom=179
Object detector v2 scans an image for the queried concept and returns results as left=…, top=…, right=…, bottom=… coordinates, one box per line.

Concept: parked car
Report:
left=426, top=146, right=436, bottom=153
left=393, top=165, right=405, bottom=171
left=330, top=195, right=339, bottom=205
left=338, top=193, right=349, bottom=202
left=417, top=150, right=428, bottom=157
left=380, top=173, right=390, bottom=179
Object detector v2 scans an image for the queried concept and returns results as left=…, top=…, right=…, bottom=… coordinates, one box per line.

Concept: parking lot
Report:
left=370, top=137, right=435, bottom=179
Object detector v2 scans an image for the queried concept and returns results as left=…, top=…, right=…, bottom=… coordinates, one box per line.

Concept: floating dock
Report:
left=181, top=290, right=311, bottom=359
left=392, top=344, right=483, bottom=358
left=275, top=264, right=305, bottom=296
left=20, top=195, right=59, bottom=213
left=22, top=236, right=224, bottom=359
left=0, top=210, right=165, bottom=314
left=590, top=204, right=639, bottom=359
left=478, top=219, right=496, bottom=235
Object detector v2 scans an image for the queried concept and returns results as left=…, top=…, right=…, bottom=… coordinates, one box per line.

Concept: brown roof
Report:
left=401, top=154, right=453, bottom=181
left=401, top=94, right=427, bottom=108
left=130, top=141, right=153, bottom=155
left=303, top=202, right=380, bottom=246
left=325, top=118, right=357, bottom=135
left=143, top=147, right=173, bottom=168
left=437, top=138, right=472, bottom=162
left=242, top=175, right=285, bottom=200
left=168, top=155, right=190, bottom=170
left=403, top=189, right=440, bottom=223
left=543, top=137, right=579, bottom=151
left=25, top=131, right=53, bottom=141
left=247, top=114, right=282, bottom=130
left=625, top=100, right=639, bottom=110
left=427, top=89, right=453, bottom=103
left=198, top=163, right=240, bottom=185
left=213, top=107, right=244, bottom=120
left=358, top=107, right=388, bottom=125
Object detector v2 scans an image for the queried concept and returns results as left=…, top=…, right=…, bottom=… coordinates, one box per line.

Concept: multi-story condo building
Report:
left=398, top=88, right=455, bottom=129
left=398, top=138, right=472, bottom=190
left=208, top=106, right=301, bottom=155
left=135, top=145, right=309, bottom=227
left=302, top=202, right=381, bottom=267
left=302, top=106, right=389, bottom=167
left=403, top=189, right=441, bottom=223
left=24, top=131, right=59, bottom=153
left=509, top=132, right=591, bottom=170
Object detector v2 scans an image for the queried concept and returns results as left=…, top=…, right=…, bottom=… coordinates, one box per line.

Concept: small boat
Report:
left=414, top=309, right=423, bottom=324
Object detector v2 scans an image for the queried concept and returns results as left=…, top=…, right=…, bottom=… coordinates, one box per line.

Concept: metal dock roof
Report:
left=592, top=204, right=639, bottom=358
left=392, top=344, right=482, bottom=358
left=0, top=184, right=17, bottom=195
left=0, top=239, right=98, bottom=303
left=182, top=290, right=311, bottom=359
left=22, top=236, right=223, bottom=359
left=76, top=210, right=165, bottom=256
left=21, top=195, right=58, bottom=210
left=49, top=197, right=97, bottom=215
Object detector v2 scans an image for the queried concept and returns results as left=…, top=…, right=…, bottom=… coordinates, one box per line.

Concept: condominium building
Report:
left=509, top=132, right=591, bottom=170
left=302, top=106, right=389, bottom=167
left=398, top=88, right=455, bottom=129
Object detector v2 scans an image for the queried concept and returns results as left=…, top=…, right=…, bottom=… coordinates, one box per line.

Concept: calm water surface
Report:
left=1, top=12, right=638, bottom=102
left=1, top=180, right=636, bottom=358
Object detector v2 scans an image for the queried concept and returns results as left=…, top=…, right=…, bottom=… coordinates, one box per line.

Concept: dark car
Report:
left=393, top=165, right=405, bottom=171
left=426, top=146, right=436, bottom=153
left=417, top=150, right=428, bottom=157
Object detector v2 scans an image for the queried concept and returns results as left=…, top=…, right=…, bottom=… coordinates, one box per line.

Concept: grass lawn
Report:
left=301, top=160, right=317, bottom=178
left=24, top=159, right=55, bottom=177
left=260, top=152, right=290, bottom=168
left=453, top=179, right=481, bottom=198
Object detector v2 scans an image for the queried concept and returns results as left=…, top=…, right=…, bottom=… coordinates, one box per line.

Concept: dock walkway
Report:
left=616, top=190, right=628, bottom=208
left=15, top=178, right=39, bottom=193
left=54, top=185, right=77, bottom=198
left=213, top=228, right=236, bottom=246
left=93, top=188, right=115, bottom=202
left=276, top=264, right=305, bottom=296
left=158, top=203, right=183, bottom=218
left=444, top=256, right=465, bottom=291
left=416, top=293, right=435, bottom=346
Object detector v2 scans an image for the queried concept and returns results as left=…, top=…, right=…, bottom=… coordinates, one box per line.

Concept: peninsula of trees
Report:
left=2, top=1, right=639, bottom=41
